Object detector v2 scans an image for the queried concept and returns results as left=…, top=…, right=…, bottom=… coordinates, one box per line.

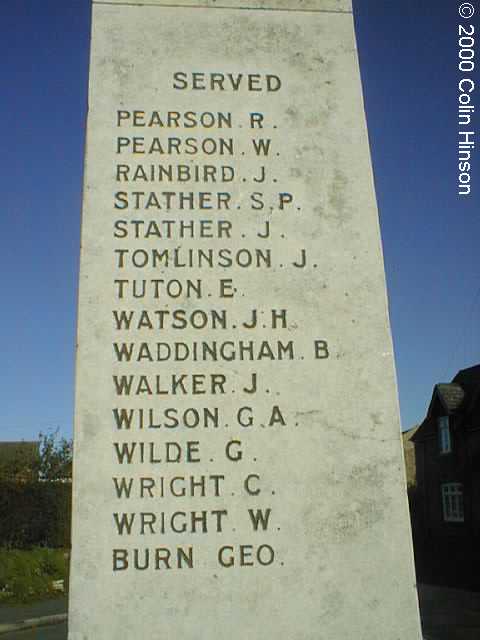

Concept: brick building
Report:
left=411, top=364, right=480, bottom=589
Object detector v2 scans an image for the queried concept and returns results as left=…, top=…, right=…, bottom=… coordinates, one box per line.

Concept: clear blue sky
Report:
left=1, top=0, right=478, bottom=441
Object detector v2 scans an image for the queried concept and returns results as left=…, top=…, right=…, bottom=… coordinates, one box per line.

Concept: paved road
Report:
left=418, top=584, right=480, bottom=640
left=0, top=584, right=479, bottom=640
left=0, top=600, right=67, bottom=628
left=0, top=622, right=67, bottom=640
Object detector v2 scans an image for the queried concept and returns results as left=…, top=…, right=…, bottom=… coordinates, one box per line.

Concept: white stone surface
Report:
left=69, top=2, right=422, bottom=639
left=94, top=0, right=351, bottom=12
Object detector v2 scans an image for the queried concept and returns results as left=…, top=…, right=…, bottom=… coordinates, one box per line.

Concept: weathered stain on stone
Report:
left=286, top=106, right=299, bottom=121
left=327, top=168, right=353, bottom=224
left=319, top=419, right=398, bottom=444
left=295, top=409, right=321, bottom=418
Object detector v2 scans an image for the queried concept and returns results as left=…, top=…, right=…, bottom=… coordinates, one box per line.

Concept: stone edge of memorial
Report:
left=92, top=0, right=352, bottom=14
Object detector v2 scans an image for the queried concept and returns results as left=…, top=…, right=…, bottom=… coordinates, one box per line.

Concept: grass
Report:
left=0, top=548, right=68, bottom=603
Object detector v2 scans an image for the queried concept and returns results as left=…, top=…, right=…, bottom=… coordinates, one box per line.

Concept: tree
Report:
left=0, top=430, right=72, bottom=483
left=37, top=430, right=73, bottom=481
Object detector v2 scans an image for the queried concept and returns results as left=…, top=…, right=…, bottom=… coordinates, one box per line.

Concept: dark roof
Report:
left=435, top=383, right=465, bottom=412
left=454, top=365, right=480, bottom=414
left=453, top=365, right=480, bottom=400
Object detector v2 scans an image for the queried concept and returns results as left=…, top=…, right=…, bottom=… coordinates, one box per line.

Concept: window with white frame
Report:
left=441, top=483, right=464, bottom=522
left=438, top=415, right=451, bottom=453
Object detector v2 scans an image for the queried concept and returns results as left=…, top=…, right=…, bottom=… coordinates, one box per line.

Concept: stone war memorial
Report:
left=70, top=0, right=423, bottom=638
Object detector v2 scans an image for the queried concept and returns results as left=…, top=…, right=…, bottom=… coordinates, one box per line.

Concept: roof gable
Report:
left=413, top=364, right=480, bottom=442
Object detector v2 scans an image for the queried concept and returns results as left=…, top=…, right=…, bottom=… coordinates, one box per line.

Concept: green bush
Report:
left=37, top=548, right=66, bottom=577
left=0, top=548, right=68, bottom=603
